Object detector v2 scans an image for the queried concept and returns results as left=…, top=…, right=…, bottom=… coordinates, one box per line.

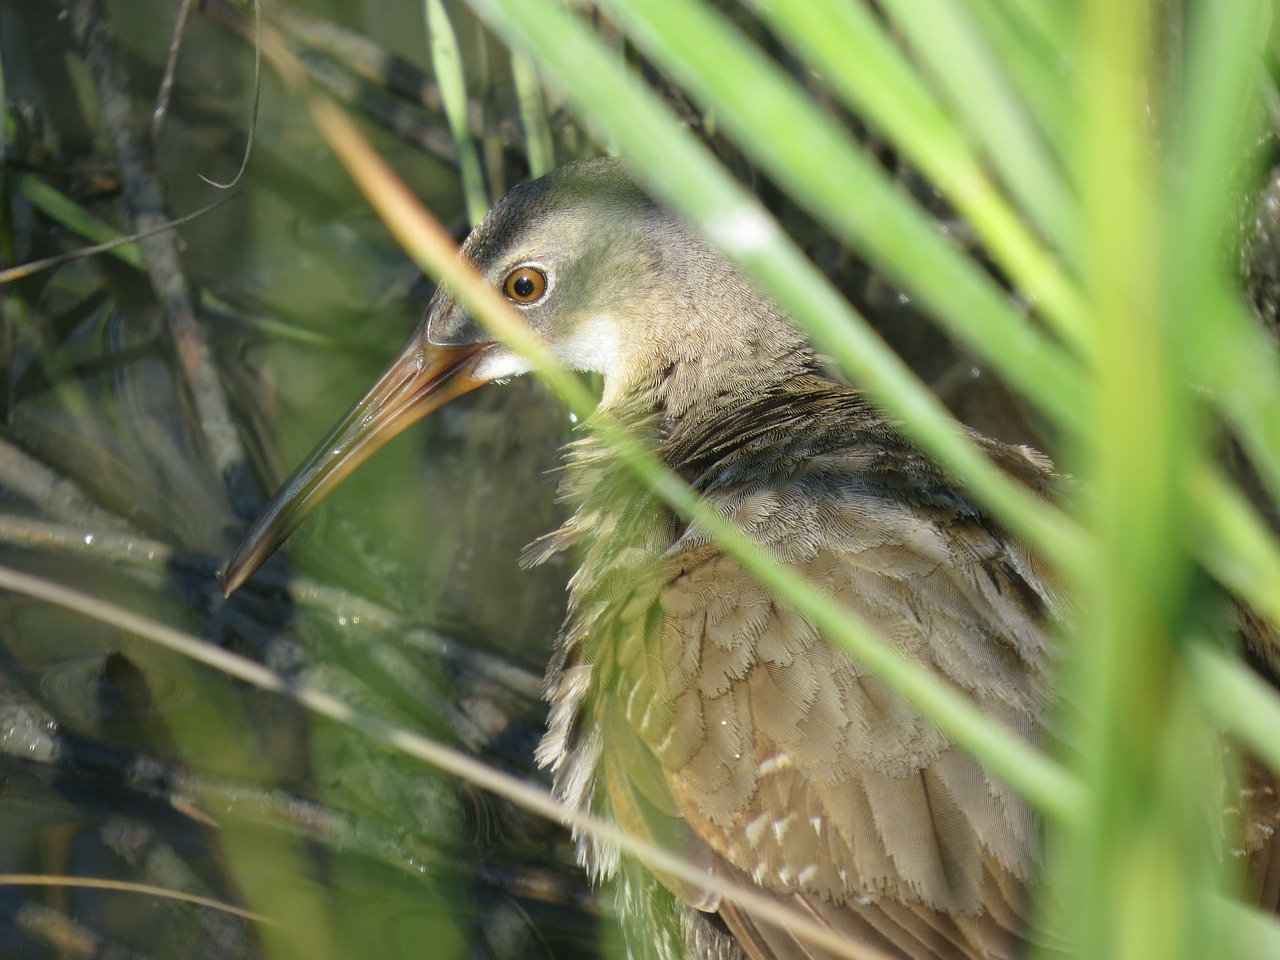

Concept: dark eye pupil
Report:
left=513, top=275, right=536, bottom=298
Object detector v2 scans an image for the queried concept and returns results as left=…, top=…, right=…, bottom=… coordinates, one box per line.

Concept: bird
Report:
left=223, top=157, right=1069, bottom=960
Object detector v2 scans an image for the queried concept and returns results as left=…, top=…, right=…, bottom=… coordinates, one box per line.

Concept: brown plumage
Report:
left=225, top=158, right=1070, bottom=959
left=528, top=373, right=1061, bottom=960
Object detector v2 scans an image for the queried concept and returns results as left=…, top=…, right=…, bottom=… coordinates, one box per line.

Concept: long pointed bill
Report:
left=222, top=335, right=497, bottom=596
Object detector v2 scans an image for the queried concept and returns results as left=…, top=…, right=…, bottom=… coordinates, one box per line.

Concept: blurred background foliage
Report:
left=1, top=1, right=1280, bottom=959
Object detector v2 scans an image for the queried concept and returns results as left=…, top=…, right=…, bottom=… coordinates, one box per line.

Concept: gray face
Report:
left=424, top=157, right=678, bottom=386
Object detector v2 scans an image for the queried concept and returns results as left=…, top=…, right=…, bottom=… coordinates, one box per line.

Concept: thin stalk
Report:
left=1170, top=0, right=1280, bottom=515
left=511, top=53, right=555, bottom=176
left=603, top=0, right=1092, bottom=420
left=424, top=0, right=488, bottom=223
left=746, top=0, right=1087, bottom=350
left=0, top=876, right=266, bottom=923
left=956, top=0, right=1075, bottom=163
left=875, top=0, right=1078, bottom=265
left=1190, top=465, right=1280, bottom=629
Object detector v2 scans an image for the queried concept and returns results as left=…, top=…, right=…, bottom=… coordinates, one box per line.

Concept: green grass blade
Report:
left=1192, top=644, right=1280, bottom=788
left=1214, top=896, right=1280, bottom=960
left=1169, top=0, right=1280, bottom=515
left=1068, top=0, right=1225, bottom=954
left=1198, top=296, right=1280, bottom=514
left=17, top=173, right=145, bottom=270
left=1191, top=465, right=1280, bottom=629
left=956, top=0, right=1075, bottom=163
left=875, top=0, right=1078, bottom=262
left=603, top=0, right=1092, bottom=425
left=462, top=0, right=1088, bottom=574
left=424, top=0, right=489, bottom=223
left=511, top=53, right=555, bottom=176
left=993, top=0, right=1070, bottom=51
left=744, top=0, right=1088, bottom=355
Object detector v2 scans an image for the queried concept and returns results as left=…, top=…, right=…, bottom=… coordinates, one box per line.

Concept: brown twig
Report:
left=0, top=195, right=238, bottom=285
left=150, top=0, right=197, bottom=143
left=0, top=437, right=132, bottom=531
left=66, top=0, right=259, bottom=526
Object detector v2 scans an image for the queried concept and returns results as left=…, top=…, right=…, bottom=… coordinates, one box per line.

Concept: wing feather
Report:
left=615, top=480, right=1060, bottom=959
left=542, top=385, right=1064, bottom=959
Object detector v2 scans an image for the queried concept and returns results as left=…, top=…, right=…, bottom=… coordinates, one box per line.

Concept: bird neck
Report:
left=647, top=328, right=821, bottom=426
left=528, top=228, right=845, bottom=575
left=595, top=246, right=821, bottom=423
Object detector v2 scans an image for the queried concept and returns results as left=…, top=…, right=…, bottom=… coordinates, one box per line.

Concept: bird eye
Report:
left=503, top=267, right=547, bottom=304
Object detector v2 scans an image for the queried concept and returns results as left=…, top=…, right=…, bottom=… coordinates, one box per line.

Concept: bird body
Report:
left=225, top=158, right=1065, bottom=959
left=531, top=371, right=1059, bottom=960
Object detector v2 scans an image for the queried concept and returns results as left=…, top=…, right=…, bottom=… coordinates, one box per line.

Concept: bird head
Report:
left=222, top=158, right=801, bottom=594
left=222, top=159, right=665, bottom=593
left=428, top=157, right=675, bottom=390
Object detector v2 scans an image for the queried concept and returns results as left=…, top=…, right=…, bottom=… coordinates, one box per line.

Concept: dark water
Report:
left=0, top=1, right=589, bottom=957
